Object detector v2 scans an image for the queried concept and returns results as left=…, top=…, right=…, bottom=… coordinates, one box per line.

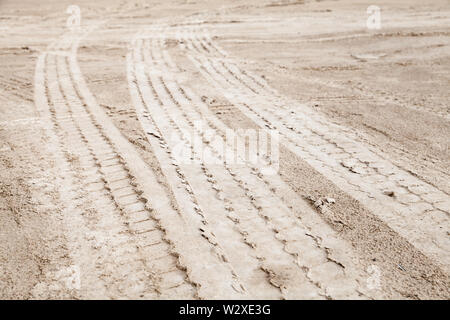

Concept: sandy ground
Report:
left=0, top=0, right=449, bottom=299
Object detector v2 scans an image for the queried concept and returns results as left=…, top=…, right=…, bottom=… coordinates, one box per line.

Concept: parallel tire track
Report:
left=35, top=30, right=204, bottom=298
left=180, top=25, right=450, bottom=271
left=143, top=34, right=286, bottom=299
left=58, top=54, right=196, bottom=298
left=129, top=35, right=253, bottom=300
left=135, top=36, right=321, bottom=299
left=128, top=30, right=379, bottom=299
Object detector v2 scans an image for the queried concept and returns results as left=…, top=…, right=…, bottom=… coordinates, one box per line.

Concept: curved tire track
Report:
left=127, top=29, right=382, bottom=299
left=179, top=24, right=450, bottom=272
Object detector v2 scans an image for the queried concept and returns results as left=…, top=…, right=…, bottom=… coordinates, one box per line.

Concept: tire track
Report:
left=57, top=54, right=197, bottom=298
left=129, top=30, right=377, bottom=299
left=180, top=25, right=450, bottom=271
left=45, top=52, right=193, bottom=298
left=131, top=37, right=281, bottom=300
left=66, top=50, right=206, bottom=299
left=133, top=36, right=322, bottom=299
left=35, top=55, right=106, bottom=299
left=142, top=32, right=286, bottom=299
left=128, top=35, right=251, bottom=300
left=34, top=27, right=202, bottom=298
left=136, top=36, right=322, bottom=299
left=170, top=85, right=374, bottom=298
left=38, top=53, right=149, bottom=299
left=150, top=36, right=382, bottom=299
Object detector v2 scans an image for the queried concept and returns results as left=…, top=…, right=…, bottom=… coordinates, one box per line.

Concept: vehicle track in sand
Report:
left=173, top=23, right=449, bottom=273
left=34, top=30, right=201, bottom=299
left=20, top=2, right=448, bottom=299
left=126, top=26, right=393, bottom=299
